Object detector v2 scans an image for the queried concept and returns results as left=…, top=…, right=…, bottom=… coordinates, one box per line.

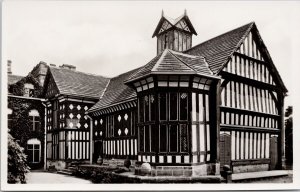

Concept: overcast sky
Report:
left=3, top=1, right=300, bottom=106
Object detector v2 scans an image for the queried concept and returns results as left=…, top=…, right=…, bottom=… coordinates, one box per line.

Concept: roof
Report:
left=89, top=67, right=141, bottom=112
left=126, top=49, right=213, bottom=83
left=49, top=67, right=110, bottom=99
left=8, top=74, right=24, bottom=85
left=185, top=22, right=287, bottom=92
left=152, top=13, right=197, bottom=37
left=185, top=22, right=254, bottom=74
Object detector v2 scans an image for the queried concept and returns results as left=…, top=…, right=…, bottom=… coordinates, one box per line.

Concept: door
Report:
left=93, top=141, right=103, bottom=163
left=270, top=136, right=278, bottom=170
left=220, top=133, right=231, bottom=169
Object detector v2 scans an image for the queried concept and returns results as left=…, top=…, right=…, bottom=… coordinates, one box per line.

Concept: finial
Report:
left=184, top=9, right=187, bottom=16
left=161, top=9, right=164, bottom=17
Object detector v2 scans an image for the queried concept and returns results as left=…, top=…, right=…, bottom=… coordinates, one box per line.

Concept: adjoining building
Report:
left=42, top=64, right=109, bottom=169
left=7, top=61, right=48, bottom=170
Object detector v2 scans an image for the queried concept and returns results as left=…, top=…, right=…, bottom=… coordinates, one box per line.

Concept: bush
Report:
left=7, top=132, right=30, bottom=183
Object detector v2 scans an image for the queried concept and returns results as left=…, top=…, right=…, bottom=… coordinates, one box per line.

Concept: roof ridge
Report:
left=185, top=22, right=255, bottom=53
left=50, top=66, right=110, bottom=79
left=151, top=49, right=169, bottom=72
left=126, top=54, right=161, bottom=81
left=168, top=49, right=198, bottom=72
left=98, top=79, right=111, bottom=101
left=168, top=49, right=199, bottom=58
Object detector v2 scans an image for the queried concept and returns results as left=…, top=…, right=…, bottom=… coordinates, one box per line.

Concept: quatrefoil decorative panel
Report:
left=69, top=113, right=74, bottom=119
left=124, top=114, right=128, bottom=121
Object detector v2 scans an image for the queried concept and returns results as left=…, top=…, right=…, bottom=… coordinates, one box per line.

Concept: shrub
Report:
left=7, top=132, right=30, bottom=184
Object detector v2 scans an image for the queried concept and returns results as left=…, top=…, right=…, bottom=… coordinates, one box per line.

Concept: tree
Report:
left=7, top=131, right=30, bottom=184
left=285, top=106, right=293, bottom=167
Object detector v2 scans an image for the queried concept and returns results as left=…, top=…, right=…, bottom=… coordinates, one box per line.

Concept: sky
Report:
left=3, top=1, right=300, bottom=107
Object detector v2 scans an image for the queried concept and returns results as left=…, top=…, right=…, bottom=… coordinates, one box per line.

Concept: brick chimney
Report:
left=7, top=60, right=12, bottom=74
left=60, top=64, right=76, bottom=71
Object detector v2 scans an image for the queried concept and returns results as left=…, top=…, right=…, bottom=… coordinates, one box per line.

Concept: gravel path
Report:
left=26, top=171, right=92, bottom=184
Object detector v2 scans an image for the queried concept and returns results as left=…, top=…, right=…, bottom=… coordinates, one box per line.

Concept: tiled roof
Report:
left=49, top=67, right=110, bottom=99
left=127, top=49, right=212, bottom=82
left=8, top=74, right=24, bottom=85
left=185, top=22, right=254, bottom=74
left=89, top=67, right=141, bottom=112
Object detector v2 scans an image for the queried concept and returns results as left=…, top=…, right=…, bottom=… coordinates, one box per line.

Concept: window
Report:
left=138, top=94, right=156, bottom=153
left=29, top=109, right=40, bottom=131
left=158, top=92, right=189, bottom=153
left=27, top=138, right=41, bottom=163
left=53, top=101, right=58, bottom=129
left=24, top=83, right=34, bottom=97
left=8, top=108, right=13, bottom=129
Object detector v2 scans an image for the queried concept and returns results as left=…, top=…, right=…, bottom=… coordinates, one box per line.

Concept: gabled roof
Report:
left=126, top=49, right=213, bottom=83
left=185, top=22, right=287, bottom=92
left=8, top=74, right=24, bottom=85
left=185, top=22, right=254, bottom=74
left=152, top=12, right=197, bottom=37
left=48, top=66, right=110, bottom=100
left=89, top=67, right=141, bottom=112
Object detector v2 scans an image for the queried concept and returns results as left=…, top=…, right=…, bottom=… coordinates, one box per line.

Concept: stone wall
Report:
left=135, top=163, right=220, bottom=177
left=233, top=163, right=269, bottom=173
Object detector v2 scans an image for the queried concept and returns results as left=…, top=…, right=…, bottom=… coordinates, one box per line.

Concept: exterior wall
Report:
left=92, top=108, right=138, bottom=161
left=220, top=30, right=283, bottom=173
left=157, top=29, right=192, bottom=55
left=46, top=98, right=94, bottom=167
left=8, top=96, right=45, bottom=169
left=131, top=74, right=216, bottom=171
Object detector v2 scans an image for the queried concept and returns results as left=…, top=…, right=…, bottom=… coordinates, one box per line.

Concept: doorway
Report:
left=93, top=141, right=103, bottom=163
left=270, top=136, right=278, bottom=170
left=220, top=133, right=231, bottom=169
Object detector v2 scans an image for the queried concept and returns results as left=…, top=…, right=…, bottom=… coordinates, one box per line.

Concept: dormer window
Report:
left=24, top=83, right=34, bottom=97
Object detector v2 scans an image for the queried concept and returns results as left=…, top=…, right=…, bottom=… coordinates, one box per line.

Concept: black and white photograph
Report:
left=1, top=0, right=299, bottom=191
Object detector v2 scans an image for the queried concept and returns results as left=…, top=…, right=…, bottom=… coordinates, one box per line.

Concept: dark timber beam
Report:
left=221, top=71, right=280, bottom=92
left=277, top=92, right=286, bottom=169
left=209, top=79, right=221, bottom=174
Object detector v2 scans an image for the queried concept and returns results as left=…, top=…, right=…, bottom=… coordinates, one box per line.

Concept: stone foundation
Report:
left=135, top=163, right=220, bottom=177
left=233, top=163, right=269, bottom=173
left=46, top=160, right=90, bottom=170
left=46, top=160, right=67, bottom=170
left=103, top=158, right=137, bottom=168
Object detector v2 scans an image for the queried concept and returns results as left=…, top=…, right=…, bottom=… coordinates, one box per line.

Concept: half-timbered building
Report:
left=42, top=64, right=109, bottom=169
left=87, top=12, right=287, bottom=176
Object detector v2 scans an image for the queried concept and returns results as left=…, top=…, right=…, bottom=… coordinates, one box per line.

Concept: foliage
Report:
left=285, top=106, right=293, bottom=166
left=9, top=73, right=43, bottom=97
left=72, top=166, right=134, bottom=183
left=7, top=132, right=30, bottom=184
left=8, top=95, right=45, bottom=169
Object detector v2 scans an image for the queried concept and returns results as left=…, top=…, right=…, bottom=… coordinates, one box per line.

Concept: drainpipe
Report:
left=41, top=100, right=47, bottom=170
left=86, top=114, right=93, bottom=164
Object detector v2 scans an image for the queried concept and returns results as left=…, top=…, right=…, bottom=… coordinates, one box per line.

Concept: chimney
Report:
left=7, top=60, right=12, bottom=74
left=60, top=64, right=76, bottom=71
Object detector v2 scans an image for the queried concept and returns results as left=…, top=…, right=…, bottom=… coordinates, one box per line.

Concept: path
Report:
left=26, top=171, right=92, bottom=184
